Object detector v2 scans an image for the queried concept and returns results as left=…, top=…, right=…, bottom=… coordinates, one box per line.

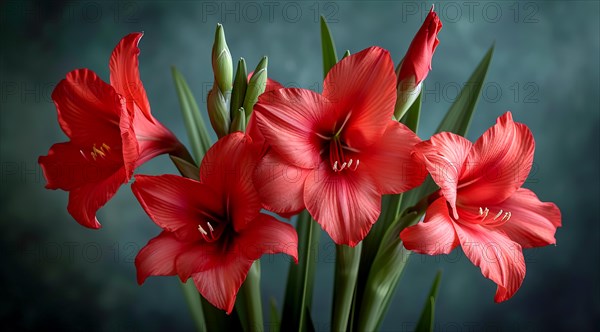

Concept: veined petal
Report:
left=253, top=150, right=308, bottom=216
left=254, top=88, right=331, bottom=169
left=67, top=166, right=129, bottom=229
left=109, top=32, right=153, bottom=121
left=131, top=174, right=224, bottom=242
left=175, top=242, right=223, bottom=281
left=414, top=132, right=472, bottom=218
left=494, top=188, right=561, bottom=248
left=453, top=221, right=526, bottom=302
left=191, top=257, right=254, bottom=314
left=199, top=133, right=262, bottom=231
left=362, top=121, right=426, bottom=194
left=400, top=198, right=459, bottom=254
left=135, top=231, right=193, bottom=284
left=235, top=214, right=298, bottom=262
left=323, top=47, right=397, bottom=149
left=52, top=69, right=124, bottom=144
left=304, top=162, right=381, bottom=246
left=459, top=112, right=535, bottom=206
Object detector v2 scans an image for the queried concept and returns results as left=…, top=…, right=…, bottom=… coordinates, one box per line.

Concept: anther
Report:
left=207, top=222, right=214, bottom=232
left=333, top=161, right=339, bottom=172
left=198, top=225, right=208, bottom=235
left=493, top=209, right=503, bottom=220
left=347, top=159, right=353, bottom=168
left=480, top=208, right=489, bottom=220
left=339, top=162, right=347, bottom=171
left=478, top=207, right=483, bottom=215
left=353, top=159, right=360, bottom=171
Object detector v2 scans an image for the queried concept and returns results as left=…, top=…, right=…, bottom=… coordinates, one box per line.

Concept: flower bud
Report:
left=207, top=85, right=230, bottom=138
left=243, top=56, right=268, bottom=117
left=230, top=107, right=247, bottom=133
left=394, top=6, right=442, bottom=120
left=230, top=58, right=248, bottom=120
left=212, top=23, right=233, bottom=94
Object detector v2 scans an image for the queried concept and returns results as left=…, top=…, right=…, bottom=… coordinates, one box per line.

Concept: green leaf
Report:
left=356, top=212, right=422, bottom=332
left=269, top=298, right=281, bottom=332
left=171, top=67, right=212, bottom=161
left=320, top=15, right=338, bottom=77
left=436, top=45, right=494, bottom=135
left=415, top=271, right=443, bottom=332
left=180, top=280, right=207, bottom=332
left=202, top=296, right=243, bottom=331
left=231, top=58, right=248, bottom=117
left=235, top=261, right=264, bottom=332
left=281, top=210, right=321, bottom=332
left=331, top=243, right=362, bottom=332
left=400, top=45, right=494, bottom=212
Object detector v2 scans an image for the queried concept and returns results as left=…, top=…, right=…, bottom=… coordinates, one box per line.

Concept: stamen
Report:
left=478, top=207, right=483, bottom=215
left=493, top=209, right=503, bottom=220
left=501, top=212, right=512, bottom=222
left=353, top=159, right=360, bottom=171
left=347, top=159, right=353, bottom=168
left=102, top=143, right=111, bottom=151
left=198, top=225, right=208, bottom=235
left=333, top=161, right=339, bottom=172
left=480, top=207, right=489, bottom=220
left=316, top=132, right=332, bottom=140
left=339, top=162, right=347, bottom=171
left=207, top=222, right=214, bottom=232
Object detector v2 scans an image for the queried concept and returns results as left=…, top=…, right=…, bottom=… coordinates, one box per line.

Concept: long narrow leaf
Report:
left=320, top=15, right=338, bottom=77
left=281, top=210, right=321, bottom=331
left=269, top=297, right=281, bottom=332
left=415, top=271, right=443, bottom=332
left=236, top=261, right=264, bottom=332
left=171, top=67, right=212, bottom=161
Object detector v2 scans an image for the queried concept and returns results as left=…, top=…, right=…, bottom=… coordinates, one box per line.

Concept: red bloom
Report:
left=132, top=133, right=298, bottom=313
left=400, top=112, right=561, bottom=302
left=253, top=47, right=426, bottom=246
left=38, top=33, right=184, bottom=229
left=397, top=6, right=442, bottom=85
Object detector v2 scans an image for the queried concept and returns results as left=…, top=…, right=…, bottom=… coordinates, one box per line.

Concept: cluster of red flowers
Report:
left=39, top=9, right=560, bottom=314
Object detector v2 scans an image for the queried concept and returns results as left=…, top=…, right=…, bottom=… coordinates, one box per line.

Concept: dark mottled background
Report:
left=1, top=0, right=598, bottom=331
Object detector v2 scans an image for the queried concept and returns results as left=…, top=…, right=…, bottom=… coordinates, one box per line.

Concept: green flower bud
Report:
left=207, top=85, right=230, bottom=138
left=212, top=23, right=233, bottom=94
left=243, top=56, right=268, bottom=117
left=230, top=58, right=248, bottom=119
left=394, top=76, right=421, bottom=121
left=230, top=107, right=247, bottom=134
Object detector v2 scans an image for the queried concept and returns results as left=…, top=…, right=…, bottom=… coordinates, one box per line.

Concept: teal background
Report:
left=1, top=0, right=598, bottom=330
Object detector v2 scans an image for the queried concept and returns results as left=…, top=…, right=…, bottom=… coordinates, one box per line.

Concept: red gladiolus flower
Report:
left=253, top=46, right=426, bottom=246
left=400, top=112, right=561, bottom=302
left=38, top=33, right=185, bottom=229
left=397, top=5, right=442, bottom=85
left=132, top=133, right=298, bottom=313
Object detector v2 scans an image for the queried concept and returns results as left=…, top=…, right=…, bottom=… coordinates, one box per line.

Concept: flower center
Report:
left=197, top=219, right=225, bottom=242
left=316, top=111, right=361, bottom=173
left=85, top=143, right=111, bottom=161
left=478, top=207, right=512, bottom=227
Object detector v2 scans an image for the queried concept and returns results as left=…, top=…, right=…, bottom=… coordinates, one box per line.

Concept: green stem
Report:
left=180, top=280, right=207, bottom=332
left=332, top=243, right=362, bottom=332
left=236, top=261, right=264, bottom=332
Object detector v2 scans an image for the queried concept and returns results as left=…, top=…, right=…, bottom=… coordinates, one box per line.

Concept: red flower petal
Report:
left=414, top=131, right=472, bottom=218
left=236, top=214, right=299, bottom=262
left=175, top=242, right=224, bottom=281
left=109, top=32, right=153, bottom=121
left=191, top=257, right=254, bottom=314
left=304, top=163, right=381, bottom=246
left=323, top=47, right=397, bottom=149
left=400, top=198, right=459, bottom=254
left=131, top=174, right=224, bottom=242
left=453, top=221, right=526, bottom=302
left=459, top=112, right=535, bottom=206
left=254, top=88, right=332, bottom=169
left=135, top=231, right=193, bottom=284
left=361, top=121, right=426, bottom=194
left=52, top=69, right=125, bottom=145
left=494, top=188, right=562, bottom=248
left=253, top=150, right=308, bottom=215
left=199, top=133, right=262, bottom=232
